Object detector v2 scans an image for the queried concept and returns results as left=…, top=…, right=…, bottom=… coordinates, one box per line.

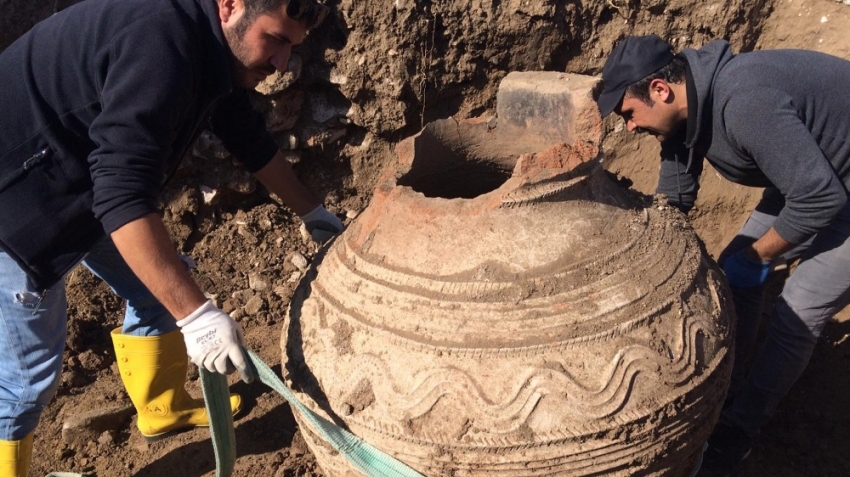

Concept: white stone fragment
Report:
left=291, top=251, right=309, bottom=272
left=248, top=272, right=269, bottom=291
left=200, top=185, right=218, bottom=205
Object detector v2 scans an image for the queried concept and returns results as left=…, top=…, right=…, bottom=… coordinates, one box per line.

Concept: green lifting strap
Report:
left=199, top=348, right=424, bottom=477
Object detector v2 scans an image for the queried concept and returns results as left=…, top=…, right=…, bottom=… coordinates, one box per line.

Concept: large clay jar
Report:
left=283, top=73, right=734, bottom=476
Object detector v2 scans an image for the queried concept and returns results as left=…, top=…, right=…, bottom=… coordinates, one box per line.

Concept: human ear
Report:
left=649, top=79, right=672, bottom=103
left=218, top=0, right=244, bottom=25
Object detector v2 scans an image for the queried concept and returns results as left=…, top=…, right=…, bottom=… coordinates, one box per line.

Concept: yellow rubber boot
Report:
left=0, top=432, right=32, bottom=477
left=111, top=328, right=242, bottom=442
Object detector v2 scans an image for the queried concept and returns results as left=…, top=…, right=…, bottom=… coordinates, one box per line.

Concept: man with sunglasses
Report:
left=0, top=0, right=337, bottom=473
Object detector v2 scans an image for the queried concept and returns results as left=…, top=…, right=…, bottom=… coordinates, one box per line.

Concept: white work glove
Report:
left=300, top=204, right=344, bottom=243
left=177, top=300, right=255, bottom=383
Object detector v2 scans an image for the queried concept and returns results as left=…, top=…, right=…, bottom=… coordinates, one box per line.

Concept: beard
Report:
left=222, top=17, right=274, bottom=88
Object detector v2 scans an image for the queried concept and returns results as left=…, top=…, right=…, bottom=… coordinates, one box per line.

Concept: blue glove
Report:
left=723, top=249, right=771, bottom=289
left=300, top=205, right=344, bottom=243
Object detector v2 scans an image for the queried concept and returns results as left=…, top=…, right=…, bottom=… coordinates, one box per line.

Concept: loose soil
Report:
left=10, top=0, right=850, bottom=476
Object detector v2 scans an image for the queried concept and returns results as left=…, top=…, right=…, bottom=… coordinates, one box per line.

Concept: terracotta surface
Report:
left=282, top=75, right=735, bottom=476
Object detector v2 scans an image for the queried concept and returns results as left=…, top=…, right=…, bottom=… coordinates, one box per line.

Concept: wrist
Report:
left=744, top=246, right=769, bottom=264
left=176, top=299, right=216, bottom=328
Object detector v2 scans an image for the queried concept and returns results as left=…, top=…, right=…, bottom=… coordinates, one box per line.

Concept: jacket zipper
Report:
left=32, top=288, right=51, bottom=315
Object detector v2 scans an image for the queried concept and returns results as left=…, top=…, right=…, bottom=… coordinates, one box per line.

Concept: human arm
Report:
left=719, top=88, right=846, bottom=288
left=747, top=226, right=794, bottom=263
left=211, top=90, right=344, bottom=240
left=722, top=226, right=794, bottom=288
left=110, top=213, right=206, bottom=317
left=656, top=137, right=703, bottom=213
left=87, top=21, right=254, bottom=380
left=253, top=150, right=321, bottom=217
left=110, top=213, right=254, bottom=382
left=724, top=88, right=847, bottom=245
left=252, top=150, right=345, bottom=240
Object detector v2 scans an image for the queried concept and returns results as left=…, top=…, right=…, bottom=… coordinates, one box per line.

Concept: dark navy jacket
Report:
left=657, top=41, right=850, bottom=245
left=0, top=0, right=278, bottom=289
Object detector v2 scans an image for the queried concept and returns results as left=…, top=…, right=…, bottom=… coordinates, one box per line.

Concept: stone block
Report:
left=496, top=72, right=602, bottom=152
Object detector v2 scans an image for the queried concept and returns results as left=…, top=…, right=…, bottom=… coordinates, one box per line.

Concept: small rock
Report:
left=200, top=185, right=218, bottom=205
left=77, top=350, right=105, bottom=372
left=282, top=151, right=301, bottom=164
left=291, top=251, right=309, bottom=272
left=97, top=431, right=115, bottom=446
left=345, top=209, right=360, bottom=220
left=280, top=132, right=298, bottom=150
left=330, top=72, right=348, bottom=85
left=231, top=289, right=254, bottom=306
left=238, top=226, right=259, bottom=245
left=248, top=272, right=269, bottom=292
left=273, top=286, right=290, bottom=298
left=230, top=308, right=246, bottom=320
left=299, top=223, right=312, bottom=244
left=244, top=295, right=266, bottom=316
left=286, top=271, right=301, bottom=283
left=306, top=128, right=347, bottom=147
left=204, top=293, right=220, bottom=308
left=254, top=54, right=302, bottom=95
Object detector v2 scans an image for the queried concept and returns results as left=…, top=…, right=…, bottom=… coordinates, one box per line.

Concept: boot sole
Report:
left=141, top=406, right=244, bottom=443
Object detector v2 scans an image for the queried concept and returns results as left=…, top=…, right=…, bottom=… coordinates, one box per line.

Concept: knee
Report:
left=772, top=297, right=824, bottom=344
left=0, top=378, right=59, bottom=440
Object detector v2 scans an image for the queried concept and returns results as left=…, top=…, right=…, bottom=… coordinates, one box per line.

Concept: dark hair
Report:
left=235, top=0, right=288, bottom=37
left=625, top=55, right=688, bottom=105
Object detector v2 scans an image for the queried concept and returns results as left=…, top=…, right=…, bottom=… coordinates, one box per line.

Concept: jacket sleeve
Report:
left=724, top=88, right=847, bottom=244
left=209, top=88, right=279, bottom=173
left=656, top=139, right=702, bottom=213
left=87, top=21, right=195, bottom=234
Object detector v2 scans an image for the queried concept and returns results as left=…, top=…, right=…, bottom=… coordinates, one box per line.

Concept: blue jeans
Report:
left=0, top=236, right=176, bottom=439
left=718, top=188, right=850, bottom=438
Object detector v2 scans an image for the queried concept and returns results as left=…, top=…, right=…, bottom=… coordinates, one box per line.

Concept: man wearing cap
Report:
left=597, top=35, right=850, bottom=476
left=0, top=0, right=342, bottom=474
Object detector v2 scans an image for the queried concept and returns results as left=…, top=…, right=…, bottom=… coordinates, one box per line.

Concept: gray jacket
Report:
left=658, top=40, right=850, bottom=244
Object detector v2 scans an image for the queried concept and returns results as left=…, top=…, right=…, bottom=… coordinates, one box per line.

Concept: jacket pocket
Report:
left=0, top=134, right=103, bottom=289
left=0, top=144, right=53, bottom=193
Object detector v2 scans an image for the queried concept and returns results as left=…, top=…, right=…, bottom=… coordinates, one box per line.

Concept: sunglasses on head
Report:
left=287, top=0, right=330, bottom=30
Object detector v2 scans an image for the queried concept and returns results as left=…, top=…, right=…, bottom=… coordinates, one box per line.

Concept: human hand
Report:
left=300, top=204, right=344, bottom=242
left=177, top=300, right=255, bottom=383
left=723, top=249, right=771, bottom=289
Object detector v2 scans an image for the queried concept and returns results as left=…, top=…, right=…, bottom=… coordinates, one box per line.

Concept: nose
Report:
left=270, top=44, right=292, bottom=73
left=626, top=119, right=637, bottom=132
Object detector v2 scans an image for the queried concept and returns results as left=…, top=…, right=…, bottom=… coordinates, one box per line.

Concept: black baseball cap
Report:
left=597, top=35, right=675, bottom=117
